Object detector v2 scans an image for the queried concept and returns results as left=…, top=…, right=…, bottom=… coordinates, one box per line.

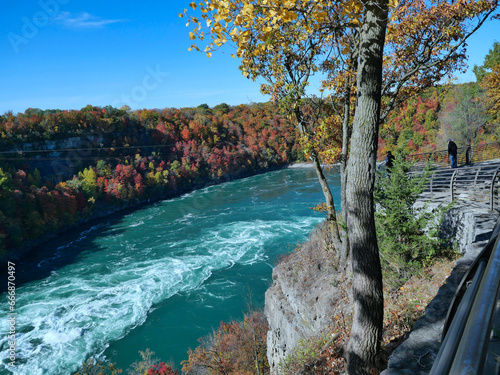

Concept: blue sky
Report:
left=1, top=1, right=498, bottom=114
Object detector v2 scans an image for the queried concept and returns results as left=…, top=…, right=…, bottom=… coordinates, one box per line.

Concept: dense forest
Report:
left=2, top=57, right=499, bottom=374
left=0, top=102, right=300, bottom=254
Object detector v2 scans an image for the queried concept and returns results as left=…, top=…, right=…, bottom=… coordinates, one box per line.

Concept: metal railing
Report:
left=394, top=145, right=500, bottom=373
left=405, top=142, right=500, bottom=168
left=413, top=163, right=500, bottom=211
left=430, top=218, right=500, bottom=375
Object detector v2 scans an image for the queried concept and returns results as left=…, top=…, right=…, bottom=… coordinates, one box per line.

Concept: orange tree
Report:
left=183, top=1, right=499, bottom=374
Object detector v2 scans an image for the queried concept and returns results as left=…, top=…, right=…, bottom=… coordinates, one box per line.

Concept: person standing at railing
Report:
left=448, top=139, right=458, bottom=168
left=385, top=151, right=395, bottom=172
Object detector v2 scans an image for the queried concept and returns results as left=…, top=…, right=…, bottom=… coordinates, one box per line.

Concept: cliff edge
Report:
left=265, top=221, right=350, bottom=372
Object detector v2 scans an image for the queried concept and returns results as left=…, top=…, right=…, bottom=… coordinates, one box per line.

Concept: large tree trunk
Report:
left=345, top=0, right=388, bottom=374
left=340, top=81, right=352, bottom=265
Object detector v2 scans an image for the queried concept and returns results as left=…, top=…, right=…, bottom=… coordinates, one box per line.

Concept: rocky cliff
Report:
left=265, top=202, right=499, bottom=373
left=265, top=222, right=350, bottom=372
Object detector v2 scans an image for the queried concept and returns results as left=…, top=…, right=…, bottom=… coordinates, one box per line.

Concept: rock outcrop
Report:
left=265, top=222, right=348, bottom=372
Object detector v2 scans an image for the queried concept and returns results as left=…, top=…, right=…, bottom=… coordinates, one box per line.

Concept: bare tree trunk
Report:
left=310, top=149, right=342, bottom=246
left=344, top=0, right=388, bottom=373
left=294, top=107, right=342, bottom=247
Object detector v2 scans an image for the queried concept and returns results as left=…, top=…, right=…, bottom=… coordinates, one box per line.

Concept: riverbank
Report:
left=1, top=162, right=292, bottom=264
left=0, top=165, right=336, bottom=374
left=263, top=165, right=500, bottom=373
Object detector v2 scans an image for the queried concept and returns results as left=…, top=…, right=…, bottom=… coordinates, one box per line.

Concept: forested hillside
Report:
left=378, top=83, right=497, bottom=157
left=0, top=102, right=300, bottom=254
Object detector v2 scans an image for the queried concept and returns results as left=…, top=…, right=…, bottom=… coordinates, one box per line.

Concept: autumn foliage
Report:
left=182, top=311, right=269, bottom=375
left=0, top=103, right=300, bottom=253
left=378, top=84, right=497, bottom=158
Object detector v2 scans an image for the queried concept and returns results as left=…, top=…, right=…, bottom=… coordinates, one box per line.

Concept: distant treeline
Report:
left=2, top=81, right=496, bottom=254
left=0, top=102, right=301, bottom=254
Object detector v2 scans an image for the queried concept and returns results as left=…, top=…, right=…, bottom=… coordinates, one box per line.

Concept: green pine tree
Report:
left=374, top=151, right=446, bottom=288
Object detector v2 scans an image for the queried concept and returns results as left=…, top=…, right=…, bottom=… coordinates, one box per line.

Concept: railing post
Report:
left=450, top=169, right=458, bottom=202
left=490, top=167, right=500, bottom=211
left=474, top=167, right=482, bottom=202
left=430, top=172, right=435, bottom=199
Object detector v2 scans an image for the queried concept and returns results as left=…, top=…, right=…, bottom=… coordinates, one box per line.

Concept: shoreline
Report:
left=2, top=163, right=292, bottom=265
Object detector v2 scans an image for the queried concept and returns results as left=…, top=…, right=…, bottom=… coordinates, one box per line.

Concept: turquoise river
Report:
left=0, top=165, right=341, bottom=374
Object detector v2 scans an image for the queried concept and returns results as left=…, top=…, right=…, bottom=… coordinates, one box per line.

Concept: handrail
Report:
left=430, top=218, right=500, bottom=374
left=474, top=167, right=482, bottom=202
left=449, top=233, right=500, bottom=374
left=405, top=142, right=500, bottom=166
left=430, top=259, right=487, bottom=375
left=379, top=142, right=500, bottom=166
left=450, top=169, right=458, bottom=202
left=491, top=167, right=500, bottom=211
left=419, top=163, right=500, bottom=211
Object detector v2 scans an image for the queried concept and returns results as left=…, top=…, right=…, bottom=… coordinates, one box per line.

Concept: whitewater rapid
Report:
left=0, top=167, right=340, bottom=374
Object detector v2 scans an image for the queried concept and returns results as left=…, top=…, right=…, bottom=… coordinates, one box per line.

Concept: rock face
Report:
left=264, top=222, right=347, bottom=373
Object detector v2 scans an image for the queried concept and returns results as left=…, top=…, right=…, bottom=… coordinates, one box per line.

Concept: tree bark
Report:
left=345, top=0, right=388, bottom=374
left=340, top=81, right=352, bottom=265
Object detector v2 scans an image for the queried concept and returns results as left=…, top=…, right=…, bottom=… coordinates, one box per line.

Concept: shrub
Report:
left=278, top=335, right=329, bottom=374
left=182, top=311, right=269, bottom=375
left=74, top=358, right=122, bottom=375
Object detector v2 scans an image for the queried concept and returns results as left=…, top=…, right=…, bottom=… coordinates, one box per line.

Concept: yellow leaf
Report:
left=282, top=11, right=297, bottom=22
left=189, top=32, right=196, bottom=40
left=178, top=13, right=184, bottom=18
left=315, top=11, right=328, bottom=22
left=189, top=2, right=197, bottom=10
left=207, top=52, right=212, bottom=58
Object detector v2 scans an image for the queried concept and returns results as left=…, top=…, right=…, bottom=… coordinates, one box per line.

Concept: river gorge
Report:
left=0, top=165, right=340, bottom=374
